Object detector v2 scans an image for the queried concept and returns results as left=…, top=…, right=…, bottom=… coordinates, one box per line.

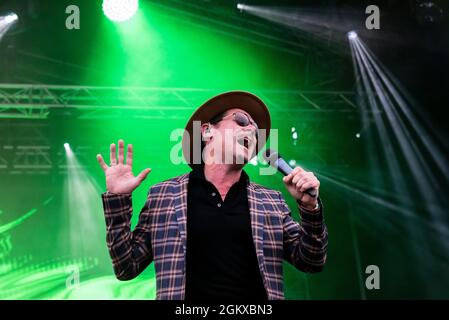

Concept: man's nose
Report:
left=242, top=127, right=257, bottom=138
left=249, top=124, right=258, bottom=132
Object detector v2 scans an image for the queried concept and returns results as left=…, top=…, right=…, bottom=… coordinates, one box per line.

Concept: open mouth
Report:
left=237, top=137, right=250, bottom=149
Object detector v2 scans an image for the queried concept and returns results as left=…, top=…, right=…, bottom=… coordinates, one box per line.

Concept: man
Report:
left=97, top=91, right=328, bottom=300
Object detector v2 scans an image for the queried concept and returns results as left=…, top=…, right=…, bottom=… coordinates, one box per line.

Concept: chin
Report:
left=233, top=147, right=250, bottom=165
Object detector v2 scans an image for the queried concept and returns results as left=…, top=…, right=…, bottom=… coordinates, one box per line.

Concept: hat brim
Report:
left=182, top=91, right=271, bottom=168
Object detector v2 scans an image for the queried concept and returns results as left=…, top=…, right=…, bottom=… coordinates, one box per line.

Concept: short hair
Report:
left=209, top=111, right=227, bottom=125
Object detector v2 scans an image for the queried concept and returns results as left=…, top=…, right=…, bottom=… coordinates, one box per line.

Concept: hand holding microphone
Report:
left=264, top=148, right=320, bottom=210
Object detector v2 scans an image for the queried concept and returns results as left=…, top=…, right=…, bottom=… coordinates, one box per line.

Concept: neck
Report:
left=203, top=163, right=243, bottom=199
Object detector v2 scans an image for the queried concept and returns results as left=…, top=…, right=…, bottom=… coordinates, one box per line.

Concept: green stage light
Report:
left=102, top=0, right=139, bottom=22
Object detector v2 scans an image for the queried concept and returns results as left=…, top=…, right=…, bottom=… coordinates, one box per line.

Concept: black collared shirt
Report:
left=184, top=167, right=267, bottom=302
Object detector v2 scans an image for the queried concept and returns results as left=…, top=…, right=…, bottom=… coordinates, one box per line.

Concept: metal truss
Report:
left=0, top=84, right=358, bottom=120
left=0, top=143, right=94, bottom=175
left=0, top=84, right=361, bottom=174
left=0, top=145, right=51, bottom=173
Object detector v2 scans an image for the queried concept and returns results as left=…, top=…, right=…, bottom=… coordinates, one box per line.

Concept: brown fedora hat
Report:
left=182, top=91, right=271, bottom=167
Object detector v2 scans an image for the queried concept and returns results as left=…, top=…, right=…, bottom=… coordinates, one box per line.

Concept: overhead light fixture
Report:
left=102, top=0, right=139, bottom=22
left=347, top=31, right=358, bottom=40
left=4, top=13, right=18, bottom=23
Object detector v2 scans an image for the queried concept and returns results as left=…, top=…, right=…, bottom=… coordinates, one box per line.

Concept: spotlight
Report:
left=64, top=143, right=73, bottom=157
left=4, top=13, right=18, bottom=23
left=292, top=132, right=298, bottom=140
left=347, top=31, right=358, bottom=40
left=291, top=127, right=298, bottom=146
left=237, top=3, right=245, bottom=10
left=102, top=0, right=139, bottom=22
left=355, top=133, right=361, bottom=139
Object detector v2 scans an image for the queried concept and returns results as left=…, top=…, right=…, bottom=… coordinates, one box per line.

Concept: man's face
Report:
left=203, top=108, right=258, bottom=165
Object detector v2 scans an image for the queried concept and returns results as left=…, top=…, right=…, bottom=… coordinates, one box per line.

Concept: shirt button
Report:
left=217, top=203, right=222, bottom=207
left=212, top=192, right=216, bottom=197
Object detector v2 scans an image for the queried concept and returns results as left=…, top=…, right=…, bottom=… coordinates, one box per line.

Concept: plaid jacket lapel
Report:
left=247, top=183, right=266, bottom=288
left=173, top=174, right=190, bottom=256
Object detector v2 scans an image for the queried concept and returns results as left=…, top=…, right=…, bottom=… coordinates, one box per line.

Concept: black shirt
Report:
left=184, top=167, right=268, bottom=302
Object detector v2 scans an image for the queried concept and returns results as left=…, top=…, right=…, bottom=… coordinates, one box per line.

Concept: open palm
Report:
left=97, top=139, right=151, bottom=194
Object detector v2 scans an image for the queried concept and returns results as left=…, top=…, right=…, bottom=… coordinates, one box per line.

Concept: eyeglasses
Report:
left=220, top=112, right=258, bottom=130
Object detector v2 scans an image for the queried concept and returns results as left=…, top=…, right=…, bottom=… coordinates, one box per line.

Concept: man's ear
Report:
left=201, top=123, right=213, bottom=140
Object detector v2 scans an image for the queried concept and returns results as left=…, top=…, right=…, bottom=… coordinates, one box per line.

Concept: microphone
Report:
left=263, top=148, right=317, bottom=198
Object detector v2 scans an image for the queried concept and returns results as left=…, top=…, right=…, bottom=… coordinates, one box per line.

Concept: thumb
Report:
left=136, top=168, right=151, bottom=182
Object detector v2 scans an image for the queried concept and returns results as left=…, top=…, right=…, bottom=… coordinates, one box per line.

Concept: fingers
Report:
left=296, top=174, right=319, bottom=192
left=295, top=176, right=308, bottom=188
left=283, top=166, right=320, bottom=191
left=300, top=180, right=319, bottom=192
left=96, top=154, right=108, bottom=172
left=110, top=140, right=133, bottom=166
left=136, top=168, right=151, bottom=182
left=283, top=166, right=303, bottom=184
left=292, top=172, right=308, bottom=184
left=127, top=144, right=133, bottom=167
left=293, top=166, right=305, bottom=174
left=118, top=139, right=125, bottom=164
left=282, top=167, right=304, bottom=184
left=110, top=143, right=117, bottom=165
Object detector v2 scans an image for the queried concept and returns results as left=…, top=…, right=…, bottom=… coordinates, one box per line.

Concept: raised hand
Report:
left=97, top=139, right=151, bottom=194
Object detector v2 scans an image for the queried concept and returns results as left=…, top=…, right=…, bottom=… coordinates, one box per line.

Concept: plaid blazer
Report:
left=102, top=173, right=328, bottom=300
